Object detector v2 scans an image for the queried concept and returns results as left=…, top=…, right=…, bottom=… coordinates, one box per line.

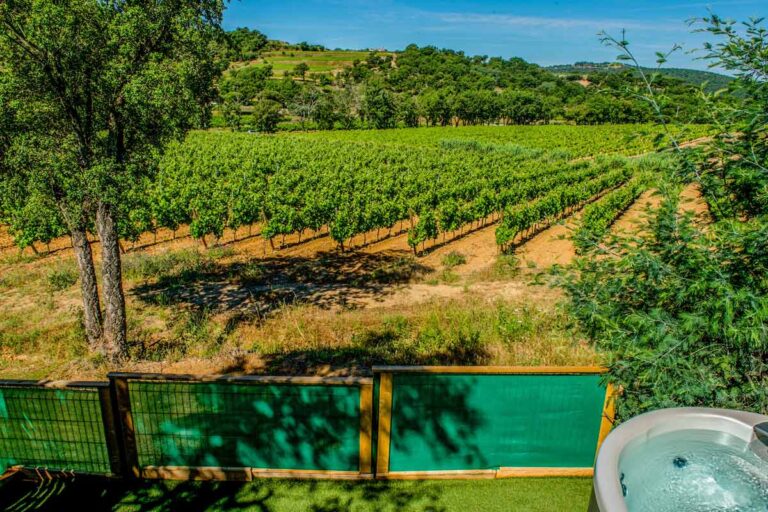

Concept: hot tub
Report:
left=590, top=407, right=768, bottom=512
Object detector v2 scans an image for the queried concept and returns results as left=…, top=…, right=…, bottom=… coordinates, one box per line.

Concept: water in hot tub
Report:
left=620, top=429, right=768, bottom=511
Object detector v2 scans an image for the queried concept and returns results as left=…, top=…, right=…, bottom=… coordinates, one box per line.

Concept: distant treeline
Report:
left=218, top=28, right=732, bottom=131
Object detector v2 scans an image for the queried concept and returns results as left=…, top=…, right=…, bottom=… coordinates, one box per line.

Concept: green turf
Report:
left=0, top=476, right=592, bottom=511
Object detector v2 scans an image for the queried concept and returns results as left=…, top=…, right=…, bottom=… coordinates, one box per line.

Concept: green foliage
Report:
left=251, top=97, right=282, bottom=133
left=571, top=156, right=667, bottom=253
left=219, top=64, right=272, bottom=103
left=226, top=27, right=268, bottom=61
left=47, top=266, right=79, bottom=292
left=293, top=62, right=310, bottom=80
left=561, top=15, right=768, bottom=420
left=560, top=190, right=768, bottom=419
left=496, top=158, right=634, bottom=250
left=363, top=82, right=397, bottom=129
left=221, top=98, right=243, bottom=131
left=218, top=38, right=722, bottom=131
left=546, top=62, right=734, bottom=93
left=442, top=251, right=467, bottom=268
left=152, top=125, right=708, bottom=251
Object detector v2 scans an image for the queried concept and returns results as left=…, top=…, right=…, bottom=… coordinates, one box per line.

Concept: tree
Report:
left=311, top=93, right=339, bottom=130
left=397, top=95, right=421, bottom=127
left=560, top=16, right=768, bottom=420
left=335, top=86, right=362, bottom=129
left=251, top=96, right=282, bottom=133
left=363, top=82, right=396, bottom=129
left=289, top=86, right=321, bottom=129
left=219, top=64, right=272, bottom=103
left=0, top=0, right=225, bottom=360
left=221, top=97, right=243, bottom=131
left=293, top=62, right=310, bottom=81
left=501, top=90, right=545, bottom=125
left=418, top=89, right=452, bottom=126
left=227, top=27, right=268, bottom=61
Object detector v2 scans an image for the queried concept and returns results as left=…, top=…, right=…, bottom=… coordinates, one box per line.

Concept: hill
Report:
left=237, top=49, right=387, bottom=78
left=546, top=62, right=733, bottom=92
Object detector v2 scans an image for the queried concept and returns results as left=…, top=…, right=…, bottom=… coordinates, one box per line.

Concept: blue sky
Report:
left=223, top=1, right=765, bottom=71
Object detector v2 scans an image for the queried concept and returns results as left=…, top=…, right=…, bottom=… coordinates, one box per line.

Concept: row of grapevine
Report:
left=2, top=126, right=684, bottom=255
left=404, top=158, right=614, bottom=252
left=153, top=132, right=600, bottom=252
left=495, top=160, right=634, bottom=251
left=294, top=124, right=713, bottom=159
left=572, top=177, right=647, bottom=254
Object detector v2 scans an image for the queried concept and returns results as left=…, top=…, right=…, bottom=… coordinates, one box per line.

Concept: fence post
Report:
left=595, top=383, right=617, bottom=459
left=97, top=383, right=123, bottom=477
left=108, top=373, right=140, bottom=478
left=359, top=381, right=374, bottom=476
left=375, top=372, right=393, bottom=477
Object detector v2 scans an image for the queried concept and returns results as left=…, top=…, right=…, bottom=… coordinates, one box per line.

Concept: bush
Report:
left=560, top=189, right=768, bottom=420
left=47, top=267, right=78, bottom=291
left=560, top=14, right=768, bottom=421
left=441, top=251, right=467, bottom=268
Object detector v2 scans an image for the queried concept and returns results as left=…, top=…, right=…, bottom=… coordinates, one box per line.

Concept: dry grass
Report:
left=0, top=239, right=598, bottom=380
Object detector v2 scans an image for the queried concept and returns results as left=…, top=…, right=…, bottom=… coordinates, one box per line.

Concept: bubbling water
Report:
left=620, top=429, right=768, bottom=512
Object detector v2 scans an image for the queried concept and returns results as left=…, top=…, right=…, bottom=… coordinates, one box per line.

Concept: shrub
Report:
left=47, top=267, right=78, bottom=291
left=441, top=251, right=466, bottom=269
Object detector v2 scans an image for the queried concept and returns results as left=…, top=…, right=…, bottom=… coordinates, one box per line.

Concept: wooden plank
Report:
left=251, top=469, right=373, bottom=480
left=371, top=366, right=607, bottom=375
left=98, top=386, right=123, bottom=476
left=375, top=373, right=394, bottom=476
left=359, top=382, right=374, bottom=475
left=0, top=380, right=108, bottom=389
left=107, top=372, right=372, bottom=386
left=142, top=466, right=252, bottom=481
left=496, top=467, right=594, bottom=478
left=110, top=375, right=140, bottom=478
left=381, top=468, right=593, bottom=480
left=595, top=383, right=617, bottom=459
left=380, top=469, right=497, bottom=480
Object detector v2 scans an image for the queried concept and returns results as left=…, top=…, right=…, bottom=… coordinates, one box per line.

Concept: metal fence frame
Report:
left=0, top=380, right=122, bottom=477
left=107, top=372, right=374, bottom=481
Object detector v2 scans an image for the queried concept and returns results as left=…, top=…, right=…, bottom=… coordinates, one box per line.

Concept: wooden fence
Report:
left=0, top=367, right=615, bottom=481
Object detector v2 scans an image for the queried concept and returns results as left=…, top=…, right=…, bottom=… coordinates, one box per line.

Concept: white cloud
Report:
left=432, top=12, right=679, bottom=32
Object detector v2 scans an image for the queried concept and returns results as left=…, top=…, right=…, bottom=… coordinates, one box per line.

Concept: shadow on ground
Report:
left=0, top=476, right=447, bottom=512
left=132, top=250, right=431, bottom=317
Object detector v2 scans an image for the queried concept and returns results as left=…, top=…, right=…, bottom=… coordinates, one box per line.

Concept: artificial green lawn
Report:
left=0, top=476, right=592, bottom=511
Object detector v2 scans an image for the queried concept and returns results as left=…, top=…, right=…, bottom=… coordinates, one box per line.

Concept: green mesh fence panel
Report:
left=0, top=386, right=111, bottom=474
left=129, top=381, right=361, bottom=471
left=387, top=374, right=606, bottom=472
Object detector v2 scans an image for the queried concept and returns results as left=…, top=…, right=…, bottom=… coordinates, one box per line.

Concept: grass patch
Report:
left=245, top=294, right=597, bottom=373
left=0, top=476, right=593, bottom=512
left=440, top=269, right=460, bottom=283
left=442, top=250, right=467, bottom=268
left=123, top=247, right=234, bottom=283
left=46, top=265, right=79, bottom=292
left=469, top=254, right=520, bottom=283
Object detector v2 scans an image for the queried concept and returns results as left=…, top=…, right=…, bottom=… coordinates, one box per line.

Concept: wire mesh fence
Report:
left=0, top=384, right=112, bottom=475
left=128, top=379, right=363, bottom=472
left=0, top=368, right=610, bottom=481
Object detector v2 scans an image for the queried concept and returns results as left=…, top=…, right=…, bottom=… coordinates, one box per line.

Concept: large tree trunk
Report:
left=96, top=201, right=127, bottom=361
left=70, top=226, right=103, bottom=347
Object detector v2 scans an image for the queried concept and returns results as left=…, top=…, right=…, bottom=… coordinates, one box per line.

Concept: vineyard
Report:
left=0, top=125, right=705, bottom=257
left=0, top=124, right=702, bottom=380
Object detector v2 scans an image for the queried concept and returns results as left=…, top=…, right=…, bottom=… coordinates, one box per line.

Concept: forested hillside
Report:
left=546, top=62, right=733, bottom=92
left=216, top=28, right=725, bottom=131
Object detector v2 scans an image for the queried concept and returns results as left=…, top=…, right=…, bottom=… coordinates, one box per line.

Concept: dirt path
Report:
left=679, top=183, right=710, bottom=225
left=611, top=189, right=661, bottom=235
left=515, top=216, right=580, bottom=270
